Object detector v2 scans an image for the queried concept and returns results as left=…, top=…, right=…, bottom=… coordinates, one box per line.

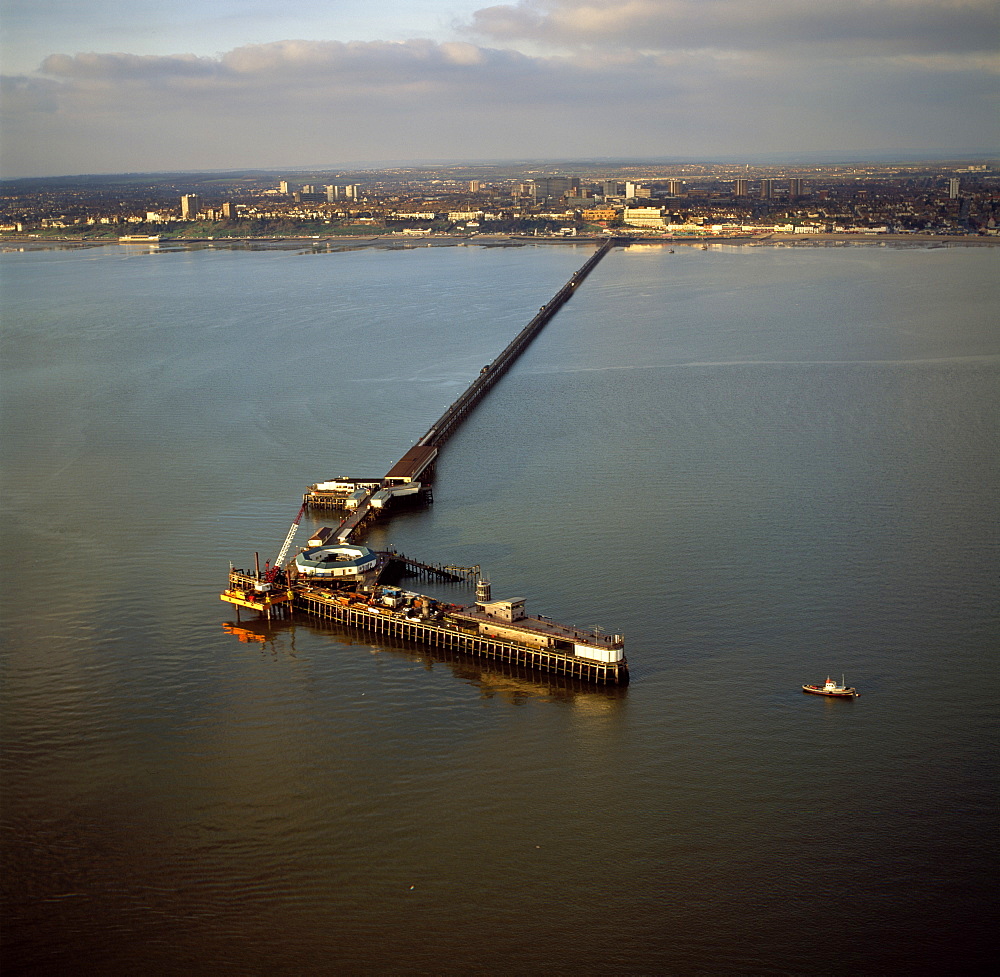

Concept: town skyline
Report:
left=2, top=0, right=997, bottom=179
left=3, top=157, right=996, bottom=240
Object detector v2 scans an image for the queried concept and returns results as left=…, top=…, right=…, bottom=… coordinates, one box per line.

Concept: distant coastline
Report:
left=3, top=232, right=998, bottom=250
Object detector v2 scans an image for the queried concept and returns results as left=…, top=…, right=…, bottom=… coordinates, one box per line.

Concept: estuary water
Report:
left=1, top=240, right=998, bottom=976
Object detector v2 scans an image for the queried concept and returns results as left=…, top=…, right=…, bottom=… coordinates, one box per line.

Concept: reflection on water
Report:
left=2, top=242, right=997, bottom=976
left=222, top=617, right=630, bottom=706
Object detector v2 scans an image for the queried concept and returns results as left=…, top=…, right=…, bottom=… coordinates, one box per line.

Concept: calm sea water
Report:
left=2, top=240, right=997, bottom=976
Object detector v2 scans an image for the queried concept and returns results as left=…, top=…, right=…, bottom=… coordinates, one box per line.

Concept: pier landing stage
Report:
left=223, top=570, right=628, bottom=685
left=295, top=586, right=628, bottom=686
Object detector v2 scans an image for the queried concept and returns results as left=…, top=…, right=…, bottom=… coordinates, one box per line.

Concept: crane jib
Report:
left=267, top=504, right=306, bottom=580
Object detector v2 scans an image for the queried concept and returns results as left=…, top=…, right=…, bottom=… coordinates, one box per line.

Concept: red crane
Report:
left=264, top=504, right=306, bottom=583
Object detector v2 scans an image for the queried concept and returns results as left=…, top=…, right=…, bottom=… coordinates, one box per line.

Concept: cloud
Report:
left=466, top=0, right=1000, bottom=57
left=17, top=39, right=642, bottom=125
left=0, top=74, right=64, bottom=115
left=1, top=28, right=996, bottom=177
left=32, top=40, right=548, bottom=103
left=42, top=52, right=220, bottom=81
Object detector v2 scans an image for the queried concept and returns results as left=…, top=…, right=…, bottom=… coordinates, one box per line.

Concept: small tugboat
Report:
left=802, top=675, right=858, bottom=697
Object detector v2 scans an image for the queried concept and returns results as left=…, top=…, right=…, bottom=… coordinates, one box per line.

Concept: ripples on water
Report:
left=2, top=243, right=997, bottom=975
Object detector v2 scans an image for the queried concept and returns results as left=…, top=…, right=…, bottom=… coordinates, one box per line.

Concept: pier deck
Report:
left=294, top=585, right=628, bottom=685
left=303, top=237, right=629, bottom=526
left=415, top=237, right=626, bottom=450
left=222, top=570, right=627, bottom=684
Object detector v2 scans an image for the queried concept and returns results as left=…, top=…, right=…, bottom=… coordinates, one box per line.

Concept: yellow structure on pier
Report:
left=220, top=583, right=293, bottom=614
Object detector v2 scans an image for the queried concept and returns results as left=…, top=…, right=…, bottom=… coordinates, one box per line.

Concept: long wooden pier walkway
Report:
left=303, top=236, right=629, bottom=532
left=416, top=236, right=628, bottom=450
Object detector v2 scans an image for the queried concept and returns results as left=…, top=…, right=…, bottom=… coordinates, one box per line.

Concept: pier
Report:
left=303, top=237, right=629, bottom=524
left=416, top=237, right=626, bottom=450
left=382, top=553, right=476, bottom=583
left=296, top=588, right=626, bottom=685
left=226, top=238, right=631, bottom=684
left=223, top=570, right=627, bottom=685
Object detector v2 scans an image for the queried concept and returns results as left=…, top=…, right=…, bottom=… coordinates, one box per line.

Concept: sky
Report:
left=1, top=0, right=997, bottom=178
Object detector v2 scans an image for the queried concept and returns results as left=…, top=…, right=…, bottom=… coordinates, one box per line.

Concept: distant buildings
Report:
left=623, top=207, right=666, bottom=229
left=4, top=161, right=994, bottom=241
left=531, top=177, right=578, bottom=203
left=582, top=207, right=618, bottom=223
left=324, top=184, right=359, bottom=201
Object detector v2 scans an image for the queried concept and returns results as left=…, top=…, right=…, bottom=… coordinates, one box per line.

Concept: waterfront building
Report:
left=180, top=194, right=199, bottom=219
left=623, top=207, right=666, bottom=229
left=582, top=207, right=619, bottom=223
